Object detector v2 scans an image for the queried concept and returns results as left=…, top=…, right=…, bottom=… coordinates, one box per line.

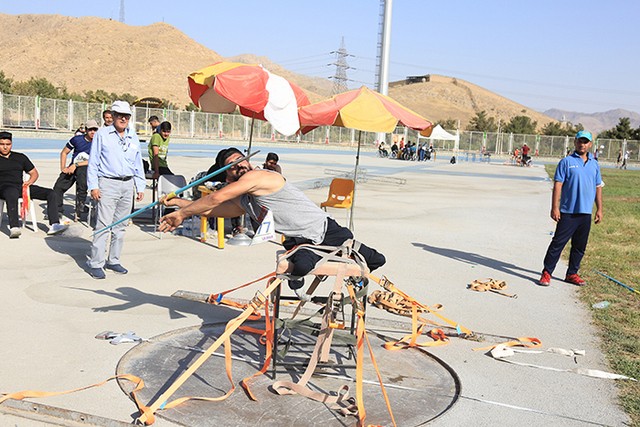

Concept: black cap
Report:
left=0, top=131, right=12, bottom=141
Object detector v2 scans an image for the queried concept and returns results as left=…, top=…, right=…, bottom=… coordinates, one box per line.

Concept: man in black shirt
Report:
left=0, top=132, right=67, bottom=238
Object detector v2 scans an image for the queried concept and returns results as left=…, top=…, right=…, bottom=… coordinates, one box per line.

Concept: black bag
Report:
left=450, top=156, right=456, bottom=164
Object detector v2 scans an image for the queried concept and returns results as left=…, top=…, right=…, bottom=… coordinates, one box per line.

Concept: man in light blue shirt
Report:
left=539, top=130, right=604, bottom=287
left=87, top=101, right=145, bottom=279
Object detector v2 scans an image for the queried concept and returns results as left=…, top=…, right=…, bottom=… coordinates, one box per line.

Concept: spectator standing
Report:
left=53, top=119, right=99, bottom=221
left=539, top=131, right=603, bottom=287
left=148, top=121, right=174, bottom=179
left=521, top=143, right=531, bottom=165
left=102, top=110, right=113, bottom=127
left=0, top=132, right=67, bottom=238
left=621, top=150, right=629, bottom=170
left=148, top=115, right=160, bottom=135
left=86, top=101, right=145, bottom=279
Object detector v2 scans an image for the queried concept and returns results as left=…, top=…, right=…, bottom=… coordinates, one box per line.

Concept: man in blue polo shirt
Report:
left=539, top=130, right=603, bottom=286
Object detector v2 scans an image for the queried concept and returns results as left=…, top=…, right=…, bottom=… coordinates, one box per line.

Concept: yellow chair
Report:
left=320, top=178, right=354, bottom=223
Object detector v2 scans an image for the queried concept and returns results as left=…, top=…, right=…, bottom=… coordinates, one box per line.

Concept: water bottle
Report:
left=592, top=301, right=610, bottom=309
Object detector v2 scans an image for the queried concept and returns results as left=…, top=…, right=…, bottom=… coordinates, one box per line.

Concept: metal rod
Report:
left=594, top=270, right=640, bottom=295
left=92, top=151, right=259, bottom=235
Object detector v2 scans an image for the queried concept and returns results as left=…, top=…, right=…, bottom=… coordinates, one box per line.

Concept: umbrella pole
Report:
left=247, top=116, right=255, bottom=155
left=348, top=131, right=362, bottom=230
left=227, top=115, right=256, bottom=246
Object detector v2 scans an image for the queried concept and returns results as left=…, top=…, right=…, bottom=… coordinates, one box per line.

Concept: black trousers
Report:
left=283, top=218, right=386, bottom=278
left=543, top=213, right=591, bottom=276
left=0, top=184, right=59, bottom=227
left=53, top=166, right=88, bottom=216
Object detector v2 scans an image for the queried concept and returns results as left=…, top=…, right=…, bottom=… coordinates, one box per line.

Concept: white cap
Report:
left=111, top=100, right=132, bottom=115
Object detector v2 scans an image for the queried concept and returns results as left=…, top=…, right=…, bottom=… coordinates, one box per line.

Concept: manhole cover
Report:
left=117, top=322, right=460, bottom=426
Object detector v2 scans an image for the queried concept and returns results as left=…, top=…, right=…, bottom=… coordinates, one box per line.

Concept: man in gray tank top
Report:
left=159, top=148, right=385, bottom=289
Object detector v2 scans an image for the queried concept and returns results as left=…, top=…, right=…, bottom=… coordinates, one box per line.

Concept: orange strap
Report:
left=368, top=274, right=473, bottom=337
left=346, top=284, right=397, bottom=427
left=241, top=278, right=277, bottom=400
left=473, top=337, right=542, bottom=352
left=0, top=374, right=149, bottom=421
left=136, top=278, right=283, bottom=425
left=207, top=271, right=276, bottom=304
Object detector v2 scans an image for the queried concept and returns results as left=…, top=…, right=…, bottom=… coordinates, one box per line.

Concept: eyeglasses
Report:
left=114, top=113, right=131, bottom=120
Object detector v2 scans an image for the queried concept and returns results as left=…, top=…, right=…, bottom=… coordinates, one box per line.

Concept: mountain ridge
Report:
left=544, top=108, right=640, bottom=134
left=0, top=13, right=631, bottom=132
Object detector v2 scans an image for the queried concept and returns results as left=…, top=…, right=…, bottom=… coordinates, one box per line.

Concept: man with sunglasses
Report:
left=87, top=101, right=145, bottom=279
left=539, top=130, right=603, bottom=287
left=159, top=147, right=386, bottom=295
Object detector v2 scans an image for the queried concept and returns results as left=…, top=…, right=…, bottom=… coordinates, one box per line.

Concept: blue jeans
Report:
left=543, top=213, right=591, bottom=275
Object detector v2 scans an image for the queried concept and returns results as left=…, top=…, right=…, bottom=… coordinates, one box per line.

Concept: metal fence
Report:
left=0, top=92, right=637, bottom=162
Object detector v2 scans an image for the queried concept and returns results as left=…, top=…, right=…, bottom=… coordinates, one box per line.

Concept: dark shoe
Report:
left=538, top=270, right=551, bottom=286
left=105, top=264, right=128, bottom=274
left=565, top=273, right=586, bottom=286
left=288, top=278, right=305, bottom=290
left=89, top=267, right=106, bottom=279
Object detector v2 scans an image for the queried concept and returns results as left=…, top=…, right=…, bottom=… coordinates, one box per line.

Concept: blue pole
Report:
left=92, top=151, right=259, bottom=236
left=594, top=270, right=640, bottom=295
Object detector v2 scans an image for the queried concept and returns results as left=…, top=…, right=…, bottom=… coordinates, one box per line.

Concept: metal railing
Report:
left=0, top=92, right=637, bottom=163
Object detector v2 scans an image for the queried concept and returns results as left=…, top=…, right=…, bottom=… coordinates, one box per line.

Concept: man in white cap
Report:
left=53, top=119, right=99, bottom=221
left=86, top=101, right=145, bottom=279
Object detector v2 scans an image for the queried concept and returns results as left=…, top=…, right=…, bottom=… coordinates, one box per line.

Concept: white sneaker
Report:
left=47, top=223, right=68, bottom=235
left=9, top=227, right=21, bottom=239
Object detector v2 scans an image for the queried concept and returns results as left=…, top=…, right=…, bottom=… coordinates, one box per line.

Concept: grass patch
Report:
left=545, top=165, right=640, bottom=425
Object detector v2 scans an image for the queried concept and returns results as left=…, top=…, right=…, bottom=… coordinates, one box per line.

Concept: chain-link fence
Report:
left=1, top=92, right=637, bottom=163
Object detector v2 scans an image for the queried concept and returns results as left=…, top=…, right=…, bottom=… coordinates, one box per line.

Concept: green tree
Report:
left=12, top=76, right=63, bottom=98
left=118, top=93, right=137, bottom=105
left=0, top=71, right=13, bottom=94
left=437, top=118, right=458, bottom=131
left=466, top=110, right=497, bottom=132
left=541, top=121, right=581, bottom=136
left=598, top=117, right=634, bottom=139
left=503, top=115, right=537, bottom=134
left=185, top=102, right=200, bottom=112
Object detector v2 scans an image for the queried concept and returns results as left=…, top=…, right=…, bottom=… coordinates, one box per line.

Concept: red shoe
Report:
left=538, top=270, right=551, bottom=286
left=565, top=273, right=586, bottom=286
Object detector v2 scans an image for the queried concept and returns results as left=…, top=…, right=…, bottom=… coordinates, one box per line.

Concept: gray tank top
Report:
left=240, top=180, right=329, bottom=244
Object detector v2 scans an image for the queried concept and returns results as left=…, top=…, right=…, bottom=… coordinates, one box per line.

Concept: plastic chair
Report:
left=0, top=188, right=38, bottom=232
left=155, top=175, right=188, bottom=236
left=320, top=178, right=354, bottom=223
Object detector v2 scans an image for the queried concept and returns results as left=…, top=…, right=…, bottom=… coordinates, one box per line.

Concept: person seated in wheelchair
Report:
left=159, top=147, right=386, bottom=292
left=378, top=142, right=388, bottom=157
left=390, top=142, right=399, bottom=158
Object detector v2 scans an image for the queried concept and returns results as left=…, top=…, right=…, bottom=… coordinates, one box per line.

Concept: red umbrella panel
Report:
left=188, top=62, right=309, bottom=137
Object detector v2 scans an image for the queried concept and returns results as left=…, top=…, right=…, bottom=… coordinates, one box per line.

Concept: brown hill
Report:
left=388, top=75, right=554, bottom=129
left=0, top=14, right=221, bottom=107
left=0, top=13, right=555, bottom=129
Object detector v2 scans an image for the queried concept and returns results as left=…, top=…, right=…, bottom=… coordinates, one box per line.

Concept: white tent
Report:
left=418, top=124, right=460, bottom=150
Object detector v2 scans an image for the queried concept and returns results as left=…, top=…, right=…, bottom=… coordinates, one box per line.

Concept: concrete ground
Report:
left=0, top=145, right=629, bottom=426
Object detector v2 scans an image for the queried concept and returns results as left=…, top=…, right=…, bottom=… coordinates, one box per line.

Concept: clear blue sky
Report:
left=2, top=0, right=639, bottom=114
